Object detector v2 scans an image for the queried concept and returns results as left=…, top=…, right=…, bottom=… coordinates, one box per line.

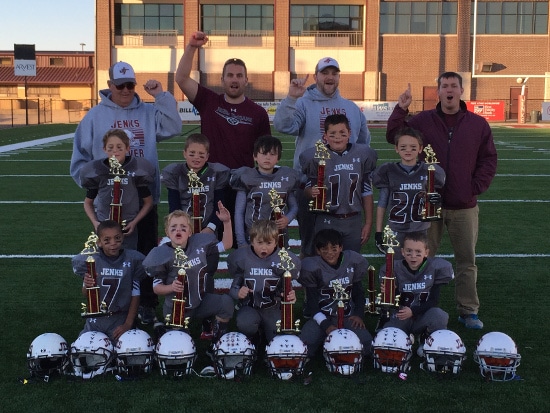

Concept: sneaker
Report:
left=458, top=314, right=484, bottom=329
left=138, top=306, right=156, bottom=325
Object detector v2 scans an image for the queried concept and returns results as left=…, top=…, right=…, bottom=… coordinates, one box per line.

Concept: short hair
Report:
left=102, top=129, right=130, bottom=148
left=184, top=133, right=210, bottom=152
left=314, top=229, right=343, bottom=250
left=437, top=71, right=463, bottom=89
left=253, top=135, right=282, bottom=160
left=394, top=127, right=424, bottom=147
left=164, top=210, right=193, bottom=234
left=249, top=219, right=279, bottom=243
left=324, top=114, right=350, bottom=132
left=222, top=58, right=247, bottom=77
left=402, top=231, right=429, bottom=248
left=96, top=220, right=123, bottom=238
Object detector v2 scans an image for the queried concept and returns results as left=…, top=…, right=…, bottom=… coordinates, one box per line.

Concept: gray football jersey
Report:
left=80, top=156, right=154, bottom=222
left=372, top=161, right=445, bottom=232
left=228, top=246, right=301, bottom=309
left=161, top=162, right=230, bottom=224
left=299, top=250, right=368, bottom=317
left=300, top=143, right=377, bottom=215
left=142, top=233, right=219, bottom=317
left=72, top=248, right=146, bottom=313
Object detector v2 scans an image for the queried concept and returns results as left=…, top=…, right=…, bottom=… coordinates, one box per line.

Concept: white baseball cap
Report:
left=316, top=57, right=340, bottom=73
left=109, top=61, right=136, bottom=85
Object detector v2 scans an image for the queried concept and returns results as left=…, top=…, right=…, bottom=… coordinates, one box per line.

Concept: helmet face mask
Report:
left=323, top=329, right=363, bottom=376
left=70, top=331, right=114, bottom=379
left=474, top=332, right=521, bottom=381
left=373, top=327, right=412, bottom=374
left=115, top=329, right=155, bottom=376
left=212, top=332, right=256, bottom=379
left=266, top=335, right=309, bottom=380
left=27, top=333, right=70, bottom=380
left=421, top=330, right=467, bottom=376
left=155, top=330, right=197, bottom=377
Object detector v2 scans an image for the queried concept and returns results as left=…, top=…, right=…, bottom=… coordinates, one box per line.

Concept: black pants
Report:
left=137, top=205, right=159, bottom=308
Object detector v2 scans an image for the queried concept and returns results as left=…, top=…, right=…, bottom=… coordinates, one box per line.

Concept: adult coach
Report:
left=70, top=61, right=182, bottom=324
left=175, top=31, right=271, bottom=169
left=273, top=57, right=372, bottom=256
left=386, top=72, right=497, bottom=329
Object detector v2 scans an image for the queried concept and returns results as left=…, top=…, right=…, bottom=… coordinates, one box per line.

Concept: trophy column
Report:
left=309, top=140, right=331, bottom=212
left=188, top=170, right=204, bottom=234
left=79, top=232, right=108, bottom=318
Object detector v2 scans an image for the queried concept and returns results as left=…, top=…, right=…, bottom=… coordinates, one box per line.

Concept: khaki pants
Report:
left=427, top=206, right=479, bottom=315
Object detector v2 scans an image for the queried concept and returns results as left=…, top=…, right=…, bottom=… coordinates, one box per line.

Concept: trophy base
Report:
left=81, top=311, right=109, bottom=319
left=421, top=216, right=442, bottom=222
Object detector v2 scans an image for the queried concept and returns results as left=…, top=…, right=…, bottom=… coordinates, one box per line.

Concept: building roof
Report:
left=0, top=66, right=94, bottom=85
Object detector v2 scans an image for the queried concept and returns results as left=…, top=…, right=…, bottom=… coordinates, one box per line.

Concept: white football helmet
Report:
left=266, top=334, right=308, bottom=380
left=421, top=329, right=466, bottom=375
left=373, top=327, right=412, bottom=373
left=70, top=331, right=114, bottom=379
left=323, top=329, right=363, bottom=376
left=212, top=332, right=256, bottom=380
left=115, top=329, right=155, bottom=376
left=474, top=331, right=521, bottom=381
left=155, top=330, right=197, bottom=377
left=27, top=333, right=69, bottom=379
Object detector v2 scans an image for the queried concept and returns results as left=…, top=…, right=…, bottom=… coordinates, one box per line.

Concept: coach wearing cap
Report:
left=273, top=57, right=372, bottom=257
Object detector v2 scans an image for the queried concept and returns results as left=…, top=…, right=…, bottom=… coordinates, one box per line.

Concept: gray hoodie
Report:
left=273, top=84, right=371, bottom=170
left=70, top=88, right=181, bottom=203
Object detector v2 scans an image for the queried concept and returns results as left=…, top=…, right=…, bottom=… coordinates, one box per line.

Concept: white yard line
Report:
left=0, top=134, right=73, bottom=153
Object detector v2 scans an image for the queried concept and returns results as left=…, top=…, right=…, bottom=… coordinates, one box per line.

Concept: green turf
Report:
left=0, top=124, right=549, bottom=412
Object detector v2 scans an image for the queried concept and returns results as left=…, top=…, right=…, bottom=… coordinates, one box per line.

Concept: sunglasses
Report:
left=114, top=82, right=136, bottom=90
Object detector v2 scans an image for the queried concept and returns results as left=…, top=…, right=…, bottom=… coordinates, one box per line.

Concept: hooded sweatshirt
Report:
left=70, top=88, right=182, bottom=203
left=273, top=84, right=371, bottom=170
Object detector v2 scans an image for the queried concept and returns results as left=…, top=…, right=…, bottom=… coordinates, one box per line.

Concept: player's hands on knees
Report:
left=348, top=315, right=365, bottom=329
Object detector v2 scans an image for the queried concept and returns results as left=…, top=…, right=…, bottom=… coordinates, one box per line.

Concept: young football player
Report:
left=299, top=114, right=377, bottom=256
left=79, top=129, right=155, bottom=249
left=161, top=133, right=230, bottom=234
left=372, top=127, right=445, bottom=257
left=298, top=229, right=373, bottom=357
left=228, top=220, right=301, bottom=350
left=72, top=220, right=146, bottom=343
left=142, top=203, right=234, bottom=347
left=378, top=231, right=454, bottom=356
left=230, top=135, right=303, bottom=248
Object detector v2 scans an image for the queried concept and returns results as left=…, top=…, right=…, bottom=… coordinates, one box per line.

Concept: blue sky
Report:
left=0, top=0, right=95, bottom=51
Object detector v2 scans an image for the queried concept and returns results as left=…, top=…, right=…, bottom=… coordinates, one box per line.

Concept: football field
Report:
left=0, top=123, right=549, bottom=412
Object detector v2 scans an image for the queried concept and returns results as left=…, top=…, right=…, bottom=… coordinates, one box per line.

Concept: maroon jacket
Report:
left=386, top=101, right=497, bottom=210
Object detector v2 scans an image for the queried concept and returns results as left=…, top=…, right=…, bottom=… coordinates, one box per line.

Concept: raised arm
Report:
left=175, top=31, right=209, bottom=102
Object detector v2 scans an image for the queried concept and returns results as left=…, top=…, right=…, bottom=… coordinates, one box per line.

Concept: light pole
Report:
left=80, top=43, right=86, bottom=52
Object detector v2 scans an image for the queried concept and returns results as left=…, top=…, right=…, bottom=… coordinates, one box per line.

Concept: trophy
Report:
left=187, top=170, right=204, bottom=234
left=108, top=156, right=127, bottom=230
left=165, top=246, right=191, bottom=329
left=308, top=140, right=331, bottom=212
left=332, top=280, right=350, bottom=329
left=365, top=265, right=379, bottom=315
left=269, top=188, right=286, bottom=249
left=275, top=248, right=300, bottom=333
left=375, top=226, right=401, bottom=320
left=80, top=232, right=108, bottom=318
left=421, top=144, right=442, bottom=221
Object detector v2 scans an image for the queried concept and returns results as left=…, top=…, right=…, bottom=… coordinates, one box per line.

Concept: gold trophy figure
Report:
left=80, top=232, right=108, bottom=318
left=276, top=248, right=300, bottom=333
left=309, top=140, right=331, bottom=212
left=421, top=144, right=442, bottom=221
left=187, top=170, right=204, bottom=234
left=165, top=247, right=192, bottom=328
left=108, top=155, right=127, bottom=230
left=269, top=188, right=286, bottom=249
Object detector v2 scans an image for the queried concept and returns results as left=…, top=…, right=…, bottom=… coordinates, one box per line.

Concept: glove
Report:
left=374, top=232, right=385, bottom=255
left=428, top=192, right=442, bottom=205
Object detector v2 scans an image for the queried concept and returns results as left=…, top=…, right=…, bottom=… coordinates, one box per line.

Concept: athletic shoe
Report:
left=138, top=306, right=156, bottom=325
left=458, top=314, right=484, bottom=329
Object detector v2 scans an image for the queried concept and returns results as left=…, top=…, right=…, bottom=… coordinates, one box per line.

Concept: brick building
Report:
left=95, top=0, right=550, bottom=119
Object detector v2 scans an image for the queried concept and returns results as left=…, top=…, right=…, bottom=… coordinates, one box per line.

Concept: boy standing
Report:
left=72, top=220, right=146, bottom=343
left=299, top=229, right=373, bottom=357
left=300, top=114, right=377, bottom=255
left=228, top=220, right=301, bottom=349
left=379, top=231, right=454, bottom=355
left=372, top=127, right=445, bottom=257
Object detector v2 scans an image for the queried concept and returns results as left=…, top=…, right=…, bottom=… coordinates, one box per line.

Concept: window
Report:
left=115, top=3, right=183, bottom=35
left=27, top=86, right=60, bottom=97
left=202, top=4, right=273, bottom=33
left=472, top=1, right=548, bottom=34
left=0, top=57, right=12, bottom=66
left=290, top=5, right=363, bottom=33
left=380, top=1, right=457, bottom=34
left=49, top=58, right=64, bottom=66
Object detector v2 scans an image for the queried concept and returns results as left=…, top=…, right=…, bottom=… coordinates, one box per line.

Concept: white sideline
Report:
left=0, top=134, right=73, bottom=153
